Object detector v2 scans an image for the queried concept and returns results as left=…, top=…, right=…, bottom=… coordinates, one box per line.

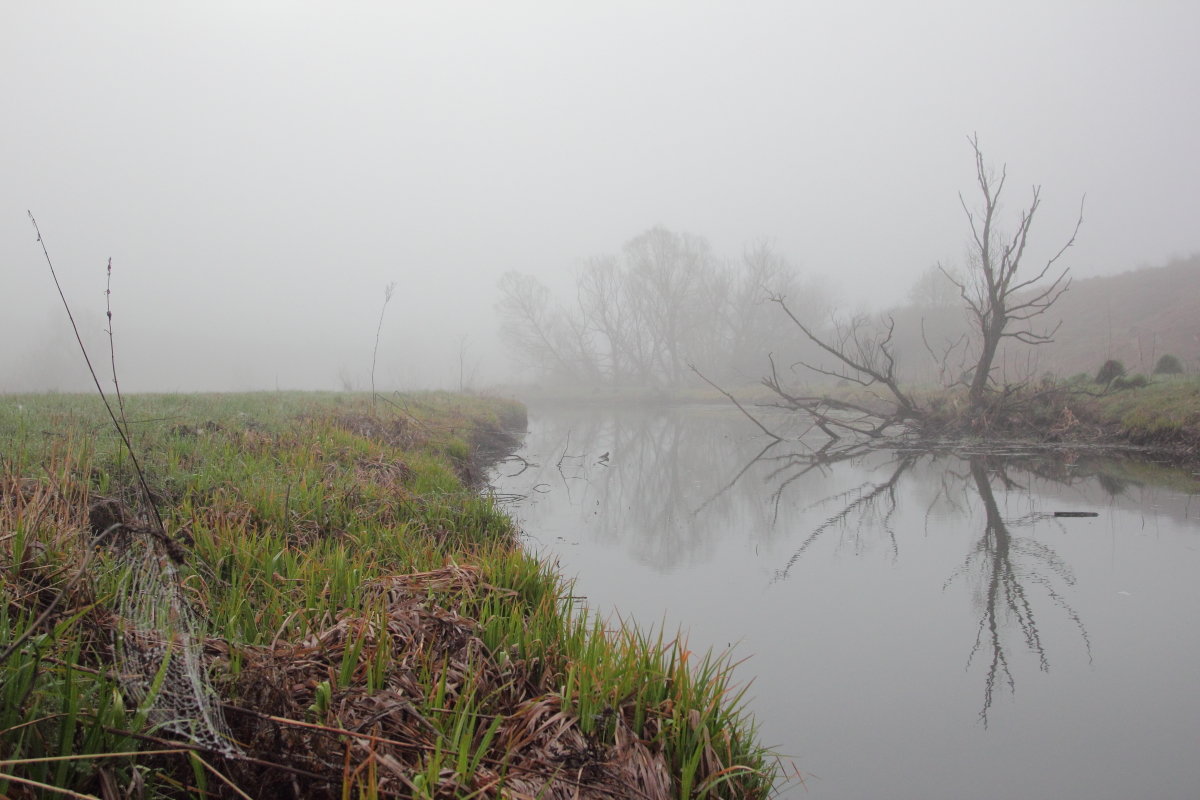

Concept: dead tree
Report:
left=946, top=134, right=1084, bottom=411
left=752, top=137, right=1082, bottom=441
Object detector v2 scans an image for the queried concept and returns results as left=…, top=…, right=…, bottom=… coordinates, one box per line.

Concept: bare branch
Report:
left=921, top=317, right=971, bottom=389
left=689, top=362, right=782, bottom=442
left=768, top=295, right=916, bottom=417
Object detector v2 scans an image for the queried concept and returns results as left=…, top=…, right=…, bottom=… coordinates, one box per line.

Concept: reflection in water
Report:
left=954, top=457, right=1092, bottom=725
left=498, top=408, right=1117, bottom=722
left=500, top=406, right=807, bottom=568
left=761, top=444, right=1094, bottom=726
left=771, top=451, right=913, bottom=578
left=493, top=405, right=1200, bottom=799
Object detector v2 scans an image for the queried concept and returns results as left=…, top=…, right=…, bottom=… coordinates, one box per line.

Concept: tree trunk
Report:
left=969, top=314, right=1004, bottom=408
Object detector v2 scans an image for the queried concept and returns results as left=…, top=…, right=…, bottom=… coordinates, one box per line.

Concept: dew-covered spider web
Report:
left=110, top=530, right=241, bottom=758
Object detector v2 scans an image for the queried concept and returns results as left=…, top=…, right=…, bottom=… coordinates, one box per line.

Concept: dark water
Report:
left=491, top=404, right=1200, bottom=799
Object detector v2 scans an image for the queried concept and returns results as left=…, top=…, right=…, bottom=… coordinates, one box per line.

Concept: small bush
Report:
left=1095, top=359, right=1126, bottom=384
left=1153, top=354, right=1184, bottom=375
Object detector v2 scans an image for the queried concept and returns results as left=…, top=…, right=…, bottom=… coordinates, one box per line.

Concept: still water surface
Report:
left=490, top=404, right=1200, bottom=800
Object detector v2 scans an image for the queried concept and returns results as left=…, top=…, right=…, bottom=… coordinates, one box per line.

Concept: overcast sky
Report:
left=4, top=1, right=1197, bottom=392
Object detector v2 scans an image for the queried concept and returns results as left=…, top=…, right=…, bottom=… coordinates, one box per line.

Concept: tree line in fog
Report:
left=497, top=226, right=832, bottom=388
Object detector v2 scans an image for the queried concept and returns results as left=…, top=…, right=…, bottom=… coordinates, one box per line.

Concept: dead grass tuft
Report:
left=331, top=414, right=424, bottom=451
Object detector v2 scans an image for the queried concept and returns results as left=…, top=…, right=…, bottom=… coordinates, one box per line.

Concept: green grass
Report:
left=1087, top=375, right=1200, bottom=443
left=0, top=391, right=779, bottom=798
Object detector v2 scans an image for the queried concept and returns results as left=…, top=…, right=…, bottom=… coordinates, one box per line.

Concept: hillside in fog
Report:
left=1040, top=255, right=1200, bottom=376
left=890, top=254, right=1200, bottom=385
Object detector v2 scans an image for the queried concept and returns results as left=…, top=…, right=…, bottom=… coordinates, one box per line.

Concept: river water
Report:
left=489, top=404, right=1200, bottom=800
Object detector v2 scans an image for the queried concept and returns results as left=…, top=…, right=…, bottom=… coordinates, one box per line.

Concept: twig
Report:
left=556, top=429, right=578, bottom=467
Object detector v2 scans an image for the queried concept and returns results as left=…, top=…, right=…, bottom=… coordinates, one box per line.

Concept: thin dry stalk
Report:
left=104, top=257, right=129, bottom=435
left=371, top=281, right=398, bottom=411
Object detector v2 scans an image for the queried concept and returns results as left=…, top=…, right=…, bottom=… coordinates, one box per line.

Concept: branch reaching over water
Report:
left=688, top=362, right=782, bottom=442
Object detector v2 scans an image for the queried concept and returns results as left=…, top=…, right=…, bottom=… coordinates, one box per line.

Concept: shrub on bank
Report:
left=1095, top=359, right=1126, bottom=385
left=1154, top=354, right=1185, bottom=375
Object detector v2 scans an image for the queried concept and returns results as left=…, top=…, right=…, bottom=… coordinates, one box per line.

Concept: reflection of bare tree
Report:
left=763, top=445, right=1093, bottom=726
left=949, top=457, right=1091, bottom=726
left=500, top=409, right=1194, bottom=734
left=772, top=451, right=914, bottom=581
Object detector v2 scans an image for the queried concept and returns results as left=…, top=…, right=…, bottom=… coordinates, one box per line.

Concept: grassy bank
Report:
left=0, top=392, right=777, bottom=799
left=1084, top=376, right=1200, bottom=453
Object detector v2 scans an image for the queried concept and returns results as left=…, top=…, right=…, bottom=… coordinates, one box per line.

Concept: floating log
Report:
left=1053, top=511, right=1099, bottom=517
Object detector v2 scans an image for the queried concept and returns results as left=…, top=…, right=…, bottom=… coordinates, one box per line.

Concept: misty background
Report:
left=3, top=2, right=1198, bottom=393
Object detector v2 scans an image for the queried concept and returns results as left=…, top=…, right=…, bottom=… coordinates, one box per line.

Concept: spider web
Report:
left=110, top=531, right=241, bottom=758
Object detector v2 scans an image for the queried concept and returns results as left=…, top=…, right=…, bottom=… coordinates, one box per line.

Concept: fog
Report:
left=3, top=2, right=1198, bottom=392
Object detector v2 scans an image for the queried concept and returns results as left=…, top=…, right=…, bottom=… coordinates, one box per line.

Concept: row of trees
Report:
left=498, top=228, right=831, bottom=388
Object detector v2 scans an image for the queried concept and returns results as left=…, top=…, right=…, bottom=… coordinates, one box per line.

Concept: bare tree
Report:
left=576, top=255, right=626, bottom=381
left=945, top=134, right=1084, bottom=410
left=499, top=229, right=834, bottom=392
left=497, top=271, right=586, bottom=380
left=622, top=227, right=717, bottom=386
left=753, top=136, right=1082, bottom=439
left=909, top=263, right=963, bottom=309
left=725, top=241, right=813, bottom=374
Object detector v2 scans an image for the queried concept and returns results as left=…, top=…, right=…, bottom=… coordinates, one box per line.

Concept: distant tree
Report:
left=621, top=227, right=719, bottom=386
left=577, top=255, right=635, bottom=383
left=908, top=263, right=962, bottom=309
left=728, top=241, right=827, bottom=370
left=1153, top=354, right=1184, bottom=375
left=497, top=272, right=596, bottom=381
left=500, top=228, right=822, bottom=389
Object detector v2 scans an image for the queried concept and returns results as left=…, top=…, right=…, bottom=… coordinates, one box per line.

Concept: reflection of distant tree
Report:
left=504, top=407, right=796, bottom=569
